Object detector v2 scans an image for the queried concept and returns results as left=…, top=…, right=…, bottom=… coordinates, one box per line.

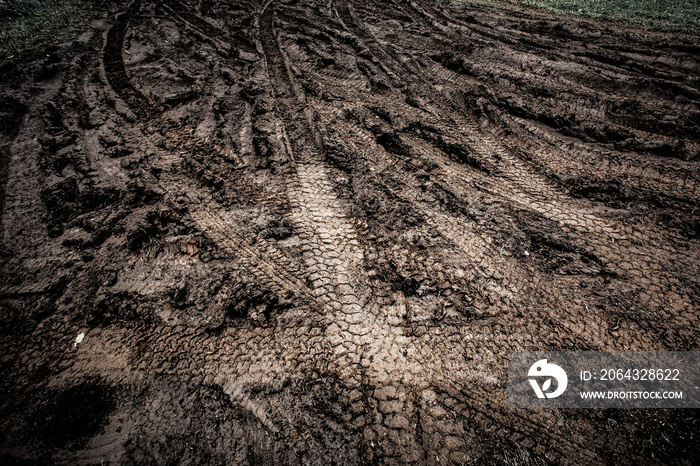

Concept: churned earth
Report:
left=0, top=0, right=699, bottom=464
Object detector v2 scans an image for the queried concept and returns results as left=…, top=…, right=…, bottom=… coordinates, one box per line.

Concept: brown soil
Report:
left=1, top=0, right=699, bottom=464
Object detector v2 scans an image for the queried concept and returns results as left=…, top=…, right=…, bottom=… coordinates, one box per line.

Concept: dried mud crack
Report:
left=1, top=0, right=699, bottom=464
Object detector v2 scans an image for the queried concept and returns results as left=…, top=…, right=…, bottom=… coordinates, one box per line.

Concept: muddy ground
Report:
left=0, top=0, right=699, bottom=464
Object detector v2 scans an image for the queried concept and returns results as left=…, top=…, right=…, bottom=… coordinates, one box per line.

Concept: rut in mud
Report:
left=0, top=0, right=699, bottom=464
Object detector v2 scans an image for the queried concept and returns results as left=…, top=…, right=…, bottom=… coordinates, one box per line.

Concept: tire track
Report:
left=102, top=1, right=317, bottom=310
left=259, top=2, right=371, bottom=328
left=329, top=0, right=698, bottom=318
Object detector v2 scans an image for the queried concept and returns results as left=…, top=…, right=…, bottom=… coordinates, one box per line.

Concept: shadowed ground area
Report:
left=0, top=0, right=698, bottom=464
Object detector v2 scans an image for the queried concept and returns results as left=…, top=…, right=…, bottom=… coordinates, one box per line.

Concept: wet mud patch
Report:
left=0, top=381, right=118, bottom=463
left=32, top=382, right=116, bottom=450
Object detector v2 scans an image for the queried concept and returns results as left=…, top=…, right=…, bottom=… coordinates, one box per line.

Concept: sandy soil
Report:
left=0, top=0, right=698, bottom=464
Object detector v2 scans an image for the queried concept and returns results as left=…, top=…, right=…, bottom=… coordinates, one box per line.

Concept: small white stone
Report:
left=74, top=332, right=86, bottom=347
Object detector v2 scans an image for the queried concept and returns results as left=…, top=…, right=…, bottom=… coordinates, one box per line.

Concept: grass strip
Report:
left=0, top=0, right=95, bottom=58
left=454, top=0, right=700, bottom=33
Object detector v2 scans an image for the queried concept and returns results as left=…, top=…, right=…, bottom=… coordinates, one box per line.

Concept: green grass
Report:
left=0, top=0, right=94, bottom=58
left=457, top=0, right=700, bottom=33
